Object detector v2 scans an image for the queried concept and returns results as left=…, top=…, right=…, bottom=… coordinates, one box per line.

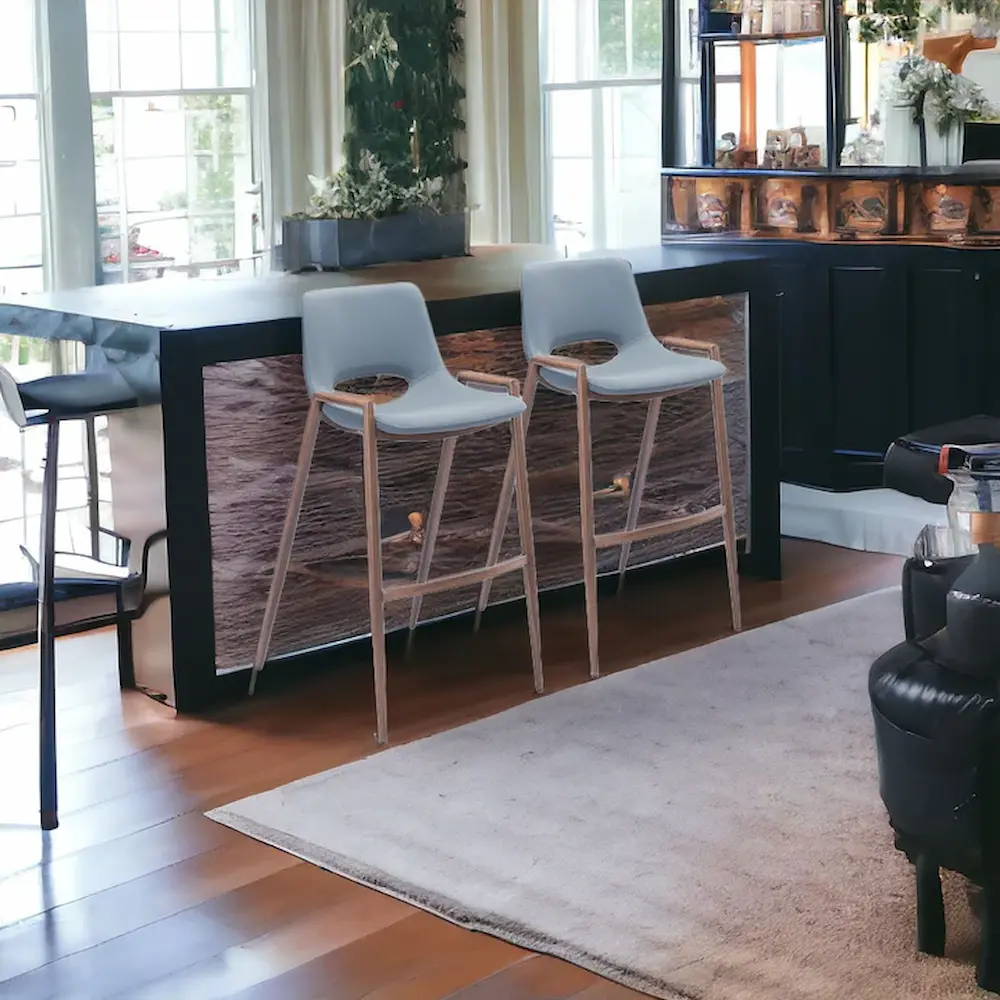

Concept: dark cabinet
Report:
left=771, top=244, right=992, bottom=490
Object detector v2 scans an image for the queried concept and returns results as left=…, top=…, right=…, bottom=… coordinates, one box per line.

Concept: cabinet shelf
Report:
left=700, top=30, right=825, bottom=42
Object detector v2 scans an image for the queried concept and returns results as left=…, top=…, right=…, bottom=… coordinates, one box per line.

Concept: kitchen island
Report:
left=0, top=245, right=780, bottom=711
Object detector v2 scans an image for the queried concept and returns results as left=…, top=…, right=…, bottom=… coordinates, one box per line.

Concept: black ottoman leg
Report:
left=916, top=855, right=946, bottom=956
left=978, top=882, right=1000, bottom=993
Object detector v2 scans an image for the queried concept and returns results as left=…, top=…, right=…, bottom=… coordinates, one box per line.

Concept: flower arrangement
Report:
left=300, top=150, right=446, bottom=222
left=855, top=0, right=1000, bottom=42
left=884, top=50, right=995, bottom=134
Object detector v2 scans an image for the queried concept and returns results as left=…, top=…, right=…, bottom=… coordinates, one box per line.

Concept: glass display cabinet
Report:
left=661, top=0, right=1000, bottom=243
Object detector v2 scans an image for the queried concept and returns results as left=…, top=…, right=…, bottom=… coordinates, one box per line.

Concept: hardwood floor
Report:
left=0, top=540, right=901, bottom=999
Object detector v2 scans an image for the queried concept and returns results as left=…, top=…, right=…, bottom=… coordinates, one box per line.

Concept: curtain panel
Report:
left=255, top=0, right=347, bottom=249
left=464, top=0, right=545, bottom=245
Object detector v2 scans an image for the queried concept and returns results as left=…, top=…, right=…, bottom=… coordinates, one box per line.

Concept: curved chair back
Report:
left=0, top=366, right=27, bottom=427
left=301, top=282, right=445, bottom=396
left=520, top=256, right=650, bottom=360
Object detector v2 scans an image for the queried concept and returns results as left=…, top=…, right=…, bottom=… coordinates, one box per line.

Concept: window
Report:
left=542, top=0, right=663, bottom=254
left=0, top=0, right=44, bottom=298
left=86, top=0, right=261, bottom=284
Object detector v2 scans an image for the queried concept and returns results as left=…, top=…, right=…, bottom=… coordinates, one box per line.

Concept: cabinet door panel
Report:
left=910, top=266, right=986, bottom=431
left=829, top=265, right=908, bottom=457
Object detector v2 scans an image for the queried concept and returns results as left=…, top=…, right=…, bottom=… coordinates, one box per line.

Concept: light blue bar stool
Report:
left=476, top=256, right=742, bottom=678
left=247, top=282, right=543, bottom=744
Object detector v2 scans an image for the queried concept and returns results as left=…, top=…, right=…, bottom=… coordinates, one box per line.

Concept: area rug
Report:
left=208, top=589, right=985, bottom=999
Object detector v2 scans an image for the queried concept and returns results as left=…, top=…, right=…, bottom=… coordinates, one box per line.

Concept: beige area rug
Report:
left=208, top=589, right=986, bottom=999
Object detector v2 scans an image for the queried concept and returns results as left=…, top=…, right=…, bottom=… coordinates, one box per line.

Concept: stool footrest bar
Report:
left=596, top=505, right=725, bottom=550
left=385, top=555, right=528, bottom=602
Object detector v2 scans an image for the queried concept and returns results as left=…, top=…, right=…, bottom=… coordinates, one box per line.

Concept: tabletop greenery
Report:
left=856, top=0, right=1000, bottom=42
left=885, top=50, right=995, bottom=134
left=306, top=0, right=467, bottom=221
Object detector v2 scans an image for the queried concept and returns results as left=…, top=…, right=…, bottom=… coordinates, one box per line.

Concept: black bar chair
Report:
left=0, top=366, right=139, bottom=830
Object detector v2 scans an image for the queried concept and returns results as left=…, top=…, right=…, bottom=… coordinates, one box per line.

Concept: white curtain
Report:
left=255, top=0, right=346, bottom=250
left=464, top=0, right=546, bottom=245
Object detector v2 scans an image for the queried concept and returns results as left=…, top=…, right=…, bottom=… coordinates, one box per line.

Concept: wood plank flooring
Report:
left=0, top=540, right=901, bottom=999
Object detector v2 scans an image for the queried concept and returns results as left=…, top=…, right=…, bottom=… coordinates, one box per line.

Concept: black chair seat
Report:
left=19, top=373, right=139, bottom=422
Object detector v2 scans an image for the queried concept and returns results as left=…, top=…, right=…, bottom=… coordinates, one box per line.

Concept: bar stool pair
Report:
left=248, top=256, right=742, bottom=743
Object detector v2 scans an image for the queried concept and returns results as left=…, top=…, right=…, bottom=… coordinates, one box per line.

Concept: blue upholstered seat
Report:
left=521, top=256, right=725, bottom=398
left=303, top=282, right=525, bottom=437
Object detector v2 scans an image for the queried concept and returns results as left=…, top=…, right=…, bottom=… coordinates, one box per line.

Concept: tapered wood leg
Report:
left=84, top=415, right=100, bottom=560
left=979, top=880, right=1000, bottom=992
left=511, top=412, right=544, bottom=694
left=617, top=397, right=661, bottom=594
left=407, top=436, right=457, bottom=654
left=575, top=374, right=600, bottom=679
left=248, top=401, right=322, bottom=696
left=915, top=855, right=946, bottom=956
left=39, top=420, right=60, bottom=831
left=474, top=364, right=539, bottom=631
left=710, top=374, right=742, bottom=633
left=362, top=407, right=388, bottom=745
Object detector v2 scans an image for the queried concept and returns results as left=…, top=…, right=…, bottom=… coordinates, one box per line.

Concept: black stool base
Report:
left=915, top=855, right=946, bottom=956
left=979, top=883, right=1000, bottom=993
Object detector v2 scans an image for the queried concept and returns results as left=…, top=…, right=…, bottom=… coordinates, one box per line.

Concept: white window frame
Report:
left=0, top=0, right=264, bottom=295
left=0, top=0, right=44, bottom=296
left=87, top=0, right=262, bottom=283
left=540, top=0, right=662, bottom=250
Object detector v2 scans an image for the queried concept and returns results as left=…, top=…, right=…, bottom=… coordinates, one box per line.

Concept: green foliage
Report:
left=301, top=150, right=446, bottom=220
left=344, top=0, right=466, bottom=214
left=855, top=0, right=923, bottom=42
left=856, top=0, right=1000, bottom=42
left=598, top=0, right=663, bottom=76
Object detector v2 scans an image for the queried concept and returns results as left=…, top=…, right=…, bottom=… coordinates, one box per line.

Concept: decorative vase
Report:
left=939, top=444, right=1000, bottom=675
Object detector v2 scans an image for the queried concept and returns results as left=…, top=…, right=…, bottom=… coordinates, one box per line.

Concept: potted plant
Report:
left=282, top=0, right=469, bottom=272
left=281, top=149, right=468, bottom=271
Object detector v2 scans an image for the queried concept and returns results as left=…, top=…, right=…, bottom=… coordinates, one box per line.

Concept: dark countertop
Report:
left=0, top=245, right=768, bottom=339
left=0, top=245, right=771, bottom=408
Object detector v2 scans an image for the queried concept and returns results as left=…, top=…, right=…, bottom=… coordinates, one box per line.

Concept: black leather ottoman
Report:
left=884, top=415, right=1000, bottom=505
left=870, top=637, right=1000, bottom=990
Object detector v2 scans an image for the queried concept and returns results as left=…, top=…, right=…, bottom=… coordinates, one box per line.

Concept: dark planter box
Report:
left=281, top=210, right=468, bottom=272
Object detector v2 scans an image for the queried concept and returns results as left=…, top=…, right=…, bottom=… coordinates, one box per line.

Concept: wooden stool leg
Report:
left=84, top=415, right=101, bottom=560
left=474, top=364, right=539, bottom=631
left=979, top=881, right=1000, bottom=992
left=511, top=411, right=544, bottom=693
left=575, top=372, right=599, bottom=679
left=38, top=420, right=60, bottom=831
left=617, top=397, right=661, bottom=594
left=915, top=855, right=946, bottom=956
left=710, top=374, right=742, bottom=633
left=407, top=437, right=457, bottom=653
left=248, top=401, right=321, bottom=695
left=361, top=407, right=388, bottom=744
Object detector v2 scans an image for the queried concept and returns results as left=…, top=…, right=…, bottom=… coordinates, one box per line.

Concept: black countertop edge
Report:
left=662, top=166, right=1000, bottom=181
left=158, top=253, right=775, bottom=364
left=2, top=246, right=770, bottom=341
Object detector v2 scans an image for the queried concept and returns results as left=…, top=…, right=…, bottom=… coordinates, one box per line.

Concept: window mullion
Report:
left=37, top=0, right=99, bottom=291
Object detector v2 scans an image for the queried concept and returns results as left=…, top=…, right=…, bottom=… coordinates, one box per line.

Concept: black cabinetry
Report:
left=768, top=243, right=999, bottom=489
